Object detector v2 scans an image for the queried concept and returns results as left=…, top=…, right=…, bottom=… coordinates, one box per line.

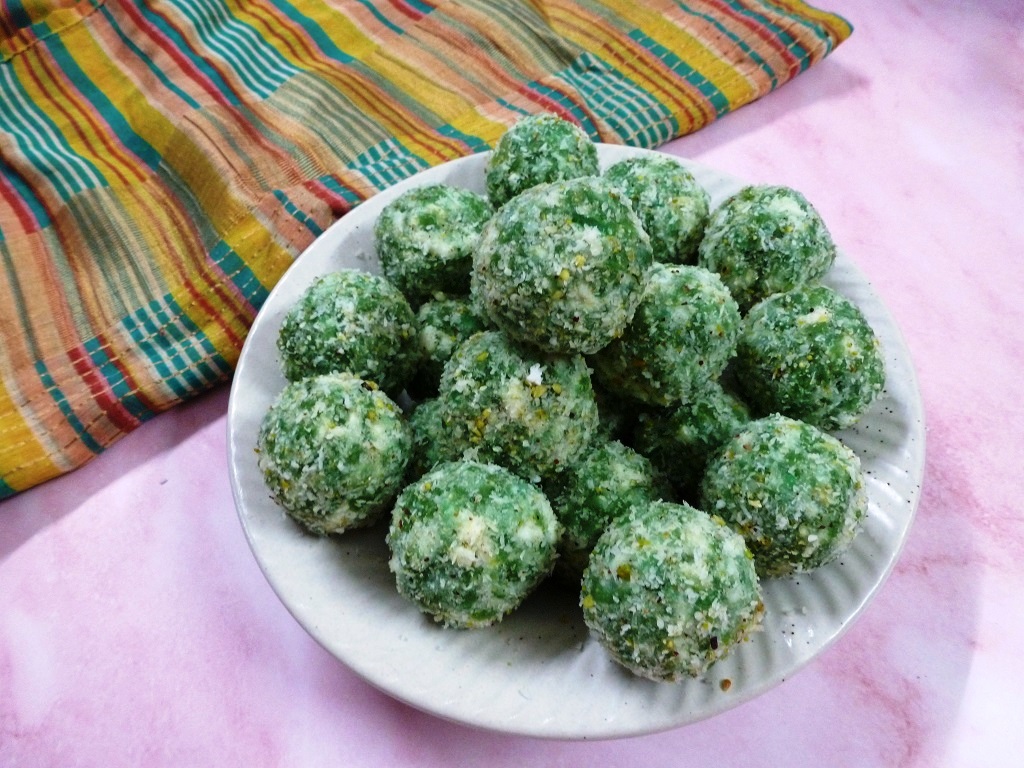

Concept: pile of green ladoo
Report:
left=256, top=114, right=885, bottom=683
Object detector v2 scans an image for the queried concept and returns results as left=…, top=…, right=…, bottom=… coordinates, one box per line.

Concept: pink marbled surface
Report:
left=3, top=0, right=1023, bottom=764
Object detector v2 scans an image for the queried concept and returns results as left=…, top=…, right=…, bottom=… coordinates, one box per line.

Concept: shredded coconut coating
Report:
left=276, top=269, right=418, bottom=393
left=374, top=184, right=492, bottom=306
left=604, top=155, right=710, bottom=264
left=387, top=460, right=562, bottom=628
left=581, top=500, right=764, bottom=681
left=734, top=284, right=886, bottom=429
left=698, top=185, right=837, bottom=311
left=700, top=414, right=868, bottom=578
left=484, top=113, right=599, bottom=207
left=411, top=294, right=490, bottom=396
left=256, top=373, right=412, bottom=535
left=472, top=177, right=653, bottom=355
left=590, top=263, right=741, bottom=406
left=547, top=439, right=669, bottom=581
left=634, top=380, right=751, bottom=502
left=434, top=330, right=599, bottom=481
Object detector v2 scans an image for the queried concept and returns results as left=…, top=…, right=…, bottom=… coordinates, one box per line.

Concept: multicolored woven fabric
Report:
left=0, top=0, right=851, bottom=497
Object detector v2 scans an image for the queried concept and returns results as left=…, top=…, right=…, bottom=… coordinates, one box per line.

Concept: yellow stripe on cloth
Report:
left=0, top=0, right=852, bottom=497
left=0, top=379, right=64, bottom=494
left=598, top=0, right=764, bottom=103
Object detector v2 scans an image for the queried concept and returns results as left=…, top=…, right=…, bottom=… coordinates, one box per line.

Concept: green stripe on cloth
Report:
left=552, top=51, right=680, bottom=147
left=81, top=336, right=157, bottom=423
left=0, top=0, right=852, bottom=495
left=34, top=359, right=106, bottom=455
left=122, top=296, right=233, bottom=400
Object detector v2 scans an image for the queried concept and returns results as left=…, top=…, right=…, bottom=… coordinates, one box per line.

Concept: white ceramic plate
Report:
left=227, top=146, right=925, bottom=740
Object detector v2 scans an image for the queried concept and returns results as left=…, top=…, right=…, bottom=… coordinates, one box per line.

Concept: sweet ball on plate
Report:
left=699, top=414, right=867, bottom=578
left=484, top=112, right=599, bottom=207
left=545, top=439, right=670, bottom=581
left=633, top=380, right=751, bottom=502
left=387, top=460, right=561, bottom=628
left=374, top=184, right=492, bottom=306
left=256, top=373, right=411, bottom=536
left=590, top=263, right=741, bottom=406
left=276, top=269, right=418, bottom=393
left=603, top=154, right=710, bottom=264
left=405, top=396, right=446, bottom=482
left=733, top=283, right=886, bottom=430
left=697, top=185, right=836, bottom=312
left=410, top=293, right=490, bottom=397
left=471, top=176, right=653, bottom=355
left=581, top=500, right=764, bottom=682
left=433, top=330, right=599, bottom=482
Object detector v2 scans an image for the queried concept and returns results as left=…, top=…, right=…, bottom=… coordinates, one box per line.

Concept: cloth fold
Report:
left=0, top=0, right=851, bottom=497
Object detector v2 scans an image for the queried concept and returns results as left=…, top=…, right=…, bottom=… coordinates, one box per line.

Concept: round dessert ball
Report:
left=411, top=294, right=490, bottom=396
left=697, top=185, right=837, bottom=311
left=471, top=177, right=653, bottom=355
left=590, top=263, right=741, bottom=406
left=547, top=439, right=669, bottom=580
left=603, top=154, right=710, bottom=264
left=581, top=500, right=764, bottom=681
left=374, top=184, right=492, bottom=306
left=734, top=283, right=886, bottom=429
left=276, top=269, right=418, bottom=393
left=485, top=112, right=599, bottom=207
left=435, top=330, right=599, bottom=481
left=633, top=380, right=751, bottom=502
left=257, top=373, right=412, bottom=535
left=387, top=460, right=562, bottom=628
left=700, top=414, right=867, bottom=578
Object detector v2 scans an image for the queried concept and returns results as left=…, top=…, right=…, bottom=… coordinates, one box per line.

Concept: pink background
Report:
left=3, top=0, right=1022, bottom=765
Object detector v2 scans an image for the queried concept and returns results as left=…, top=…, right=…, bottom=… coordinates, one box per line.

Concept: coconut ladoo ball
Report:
left=700, top=414, right=868, bottom=578
left=603, top=154, right=710, bottom=264
left=405, top=397, right=447, bottom=482
left=276, top=269, right=418, bottom=393
left=698, top=185, right=837, bottom=311
left=387, top=460, right=562, bottom=628
left=485, top=112, right=599, bottom=207
left=581, top=500, right=764, bottom=682
left=411, top=294, right=490, bottom=397
left=434, top=331, right=599, bottom=481
left=472, top=177, right=654, bottom=355
left=590, top=263, right=741, bottom=406
left=374, top=184, right=492, bottom=306
left=734, top=283, right=886, bottom=430
left=633, top=380, right=751, bottom=502
left=256, top=373, right=412, bottom=536
left=547, top=439, right=669, bottom=581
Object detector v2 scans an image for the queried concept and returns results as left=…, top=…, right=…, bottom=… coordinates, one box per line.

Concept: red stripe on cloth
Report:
left=385, top=0, right=426, bottom=22
left=66, top=344, right=142, bottom=434
left=512, top=85, right=580, bottom=123
left=702, top=0, right=805, bottom=72
left=548, top=5, right=711, bottom=132
left=303, top=178, right=361, bottom=218
left=92, top=330, right=162, bottom=414
left=0, top=167, right=40, bottom=234
left=29, top=49, right=148, bottom=188
left=118, top=0, right=295, bottom=168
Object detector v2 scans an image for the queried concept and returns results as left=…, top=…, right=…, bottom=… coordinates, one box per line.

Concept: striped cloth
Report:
left=0, top=0, right=851, bottom=497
